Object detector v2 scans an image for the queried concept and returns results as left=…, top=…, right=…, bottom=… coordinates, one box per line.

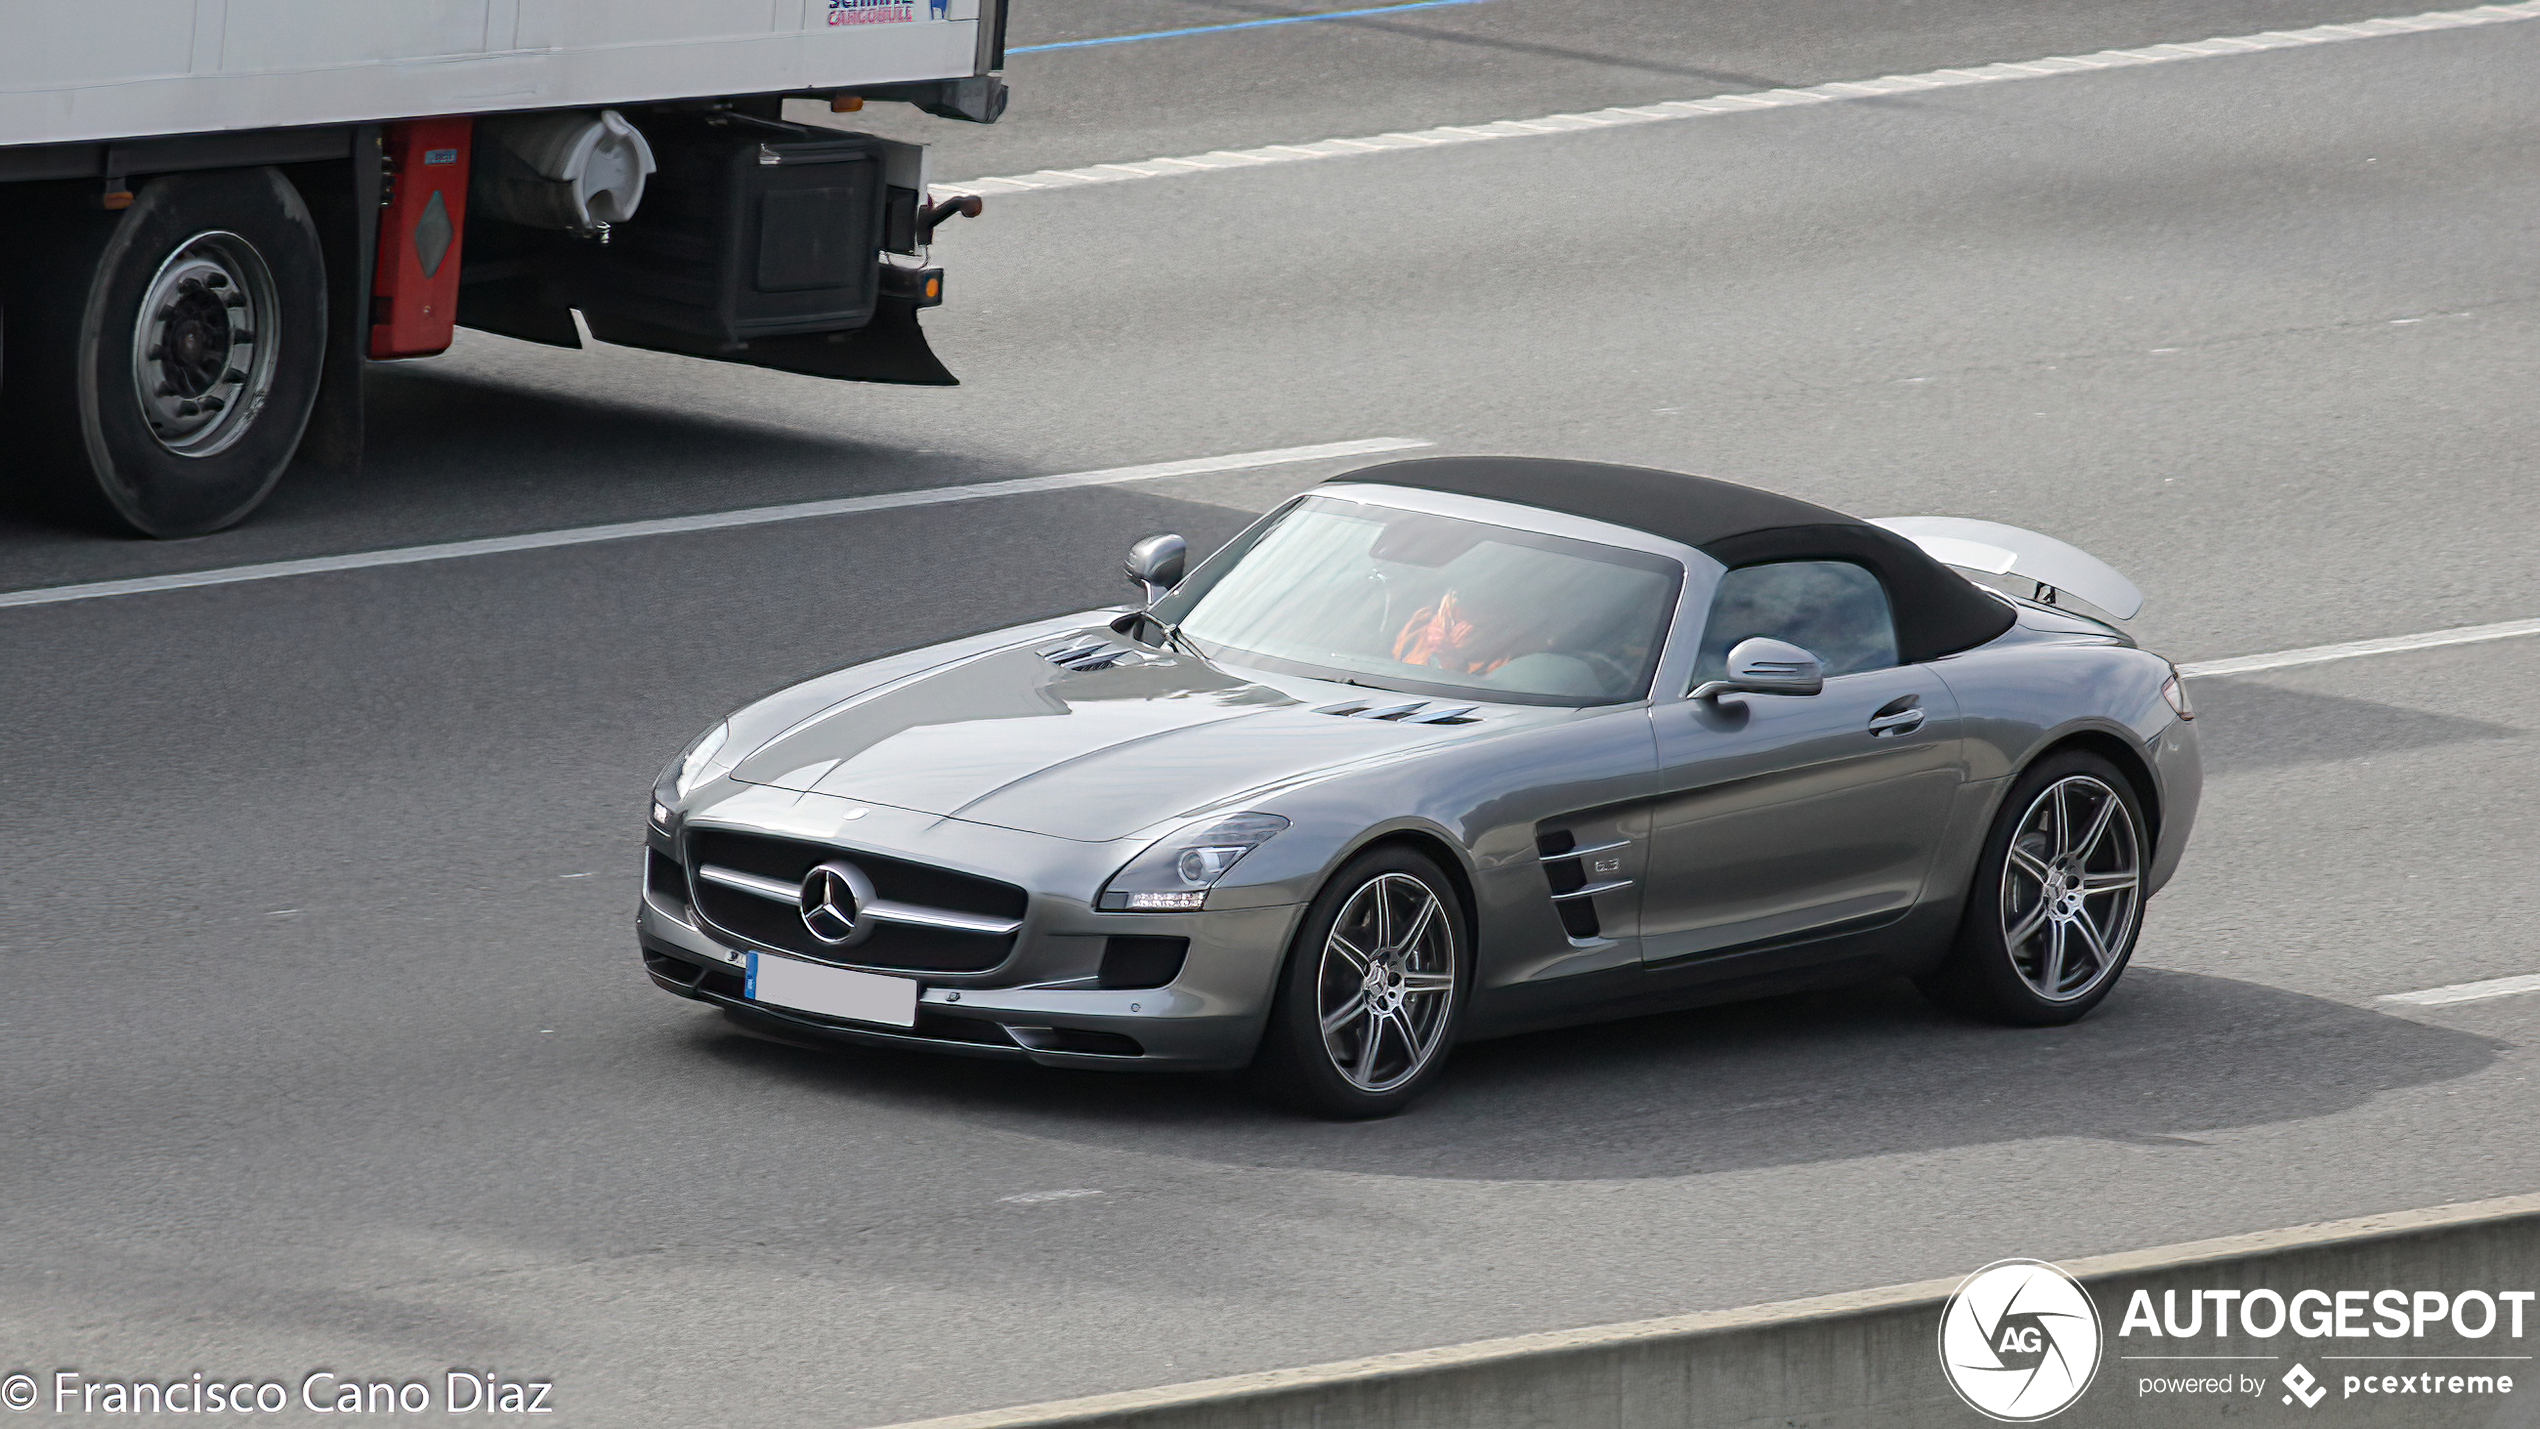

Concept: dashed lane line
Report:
left=2176, top=618, right=2540, bottom=679
left=2381, top=974, right=2540, bottom=1007
left=0, top=438, right=1428, bottom=612
left=937, top=2, right=2540, bottom=199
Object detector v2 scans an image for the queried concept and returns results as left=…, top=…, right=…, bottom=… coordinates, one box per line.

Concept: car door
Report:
left=1640, top=559, right=1965, bottom=967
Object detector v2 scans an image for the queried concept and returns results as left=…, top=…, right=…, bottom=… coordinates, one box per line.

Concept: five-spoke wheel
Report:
left=1253, top=846, right=1467, bottom=1118
left=1919, top=750, right=2149, bottom=1025
left=1999, top=774, right=2141, bottom=1004
left=1315, top=871, right=1459, bottom=1094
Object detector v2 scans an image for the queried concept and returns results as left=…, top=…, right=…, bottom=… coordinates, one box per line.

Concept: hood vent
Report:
left=1313, top=698, right=1480, bottom=725
left=1037, top=637, right=1149, bottom=672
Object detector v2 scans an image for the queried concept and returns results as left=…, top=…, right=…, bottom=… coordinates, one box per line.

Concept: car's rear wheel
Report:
left=1918, top=750, right=2147, bottom=1026
left=1249, top=846, right=1468, bottom=1119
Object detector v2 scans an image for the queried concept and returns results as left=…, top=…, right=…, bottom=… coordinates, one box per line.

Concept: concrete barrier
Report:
left=879, top=1192, right=2540, bottom=1429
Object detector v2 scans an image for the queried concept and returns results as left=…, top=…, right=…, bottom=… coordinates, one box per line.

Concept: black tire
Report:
left=1248, top=845, right=1470, bottom=1119
left=2, top=168, right=326, bottom=537
left=1918, top=750, right=2150, bottom=1026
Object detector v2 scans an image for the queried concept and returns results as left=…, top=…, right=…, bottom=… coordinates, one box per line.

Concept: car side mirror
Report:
left=1124, top=534, right=1187, bottom=606
left=1690, top=637, right=1825, bottom=701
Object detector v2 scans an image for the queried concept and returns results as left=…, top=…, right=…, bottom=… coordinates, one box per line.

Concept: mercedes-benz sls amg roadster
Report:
left=640, top=457, right=2200, bottom=1117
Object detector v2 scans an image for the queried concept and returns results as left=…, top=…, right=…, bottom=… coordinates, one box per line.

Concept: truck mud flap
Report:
left=581, top=298, right=956, bottom=386
left=729, top=299, right=957, bottom=386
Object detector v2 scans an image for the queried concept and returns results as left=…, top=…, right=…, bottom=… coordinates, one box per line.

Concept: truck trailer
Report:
left=0, top=1, right=1008, bottom=537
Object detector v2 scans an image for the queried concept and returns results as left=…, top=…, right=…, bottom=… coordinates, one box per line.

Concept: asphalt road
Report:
left=3, top=4, right=2537, bottom=1425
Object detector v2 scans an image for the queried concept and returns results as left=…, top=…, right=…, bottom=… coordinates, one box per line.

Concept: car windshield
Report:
left=1157, top=495, right=1681, bottom=705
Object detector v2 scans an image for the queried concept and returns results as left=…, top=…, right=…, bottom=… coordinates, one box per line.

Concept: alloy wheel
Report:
left=1316, top=872, right=1457, bottom=1092
left=2000, top=774, right=2141, bottom=1002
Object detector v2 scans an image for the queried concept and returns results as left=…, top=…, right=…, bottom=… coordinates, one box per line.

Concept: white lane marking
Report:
left=934, top=2, right=2540, bottom=199
left=0, top=438, right=1428, bottom=612
left=2381, top=973, right=2540, bottom=1006
left=1000, top=1188, right=1105, bottom=1204
left=2178, top=618, right=2540, bottom=679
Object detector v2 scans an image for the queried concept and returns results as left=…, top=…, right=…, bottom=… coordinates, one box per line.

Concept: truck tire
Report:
left=9, top=168, right=328, bottom=537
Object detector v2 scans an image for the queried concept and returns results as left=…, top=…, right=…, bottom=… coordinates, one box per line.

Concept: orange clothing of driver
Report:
left=1393, top=592, right=1511, bottom=675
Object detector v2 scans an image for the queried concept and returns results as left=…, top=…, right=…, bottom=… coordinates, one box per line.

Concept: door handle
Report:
left=1867, top=696, right=1925, bottom=737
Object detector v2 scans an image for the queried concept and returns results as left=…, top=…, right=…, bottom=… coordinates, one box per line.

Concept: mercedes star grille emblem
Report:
left=799, top=860, right=875, bottom=947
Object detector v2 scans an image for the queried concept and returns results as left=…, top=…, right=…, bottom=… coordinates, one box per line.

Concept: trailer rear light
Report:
left=880, top=264, right=946, bottom=309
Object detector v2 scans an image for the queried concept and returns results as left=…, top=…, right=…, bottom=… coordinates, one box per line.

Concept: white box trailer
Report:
left=0, top=0, right=1008, bottom=535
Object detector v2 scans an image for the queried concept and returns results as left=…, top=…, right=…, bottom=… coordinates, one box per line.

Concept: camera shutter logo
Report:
left=1939, top=1259, right=2103, bottom=1421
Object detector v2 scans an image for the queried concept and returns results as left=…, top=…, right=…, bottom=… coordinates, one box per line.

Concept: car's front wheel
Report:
left=1249, top=846, right=1468, bottom=1119
left=1919, top=750, right=2148, bottom=1026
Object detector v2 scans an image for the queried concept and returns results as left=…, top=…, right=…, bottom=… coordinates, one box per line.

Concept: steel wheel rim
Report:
left=2000, top=775, right=2141, bottom=1003
left=1317, top=872, right=1457, bottom=1092
left=131, top=231, right=281, bottom=457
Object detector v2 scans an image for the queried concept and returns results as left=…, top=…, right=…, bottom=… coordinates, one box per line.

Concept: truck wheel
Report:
left=18, top=169, right=328, bottom=536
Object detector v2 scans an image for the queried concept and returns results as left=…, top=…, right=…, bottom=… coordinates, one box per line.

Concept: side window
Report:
left=1691, top=560, right=1899, bottom=683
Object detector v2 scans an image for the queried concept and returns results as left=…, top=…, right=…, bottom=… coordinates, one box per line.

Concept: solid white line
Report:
left=2381, top=973, right=2540, bottom=1007
left=934, top=1, right=2540, bottom=199
left=2177, top=618, right=2540, bottom=678
left=0, top=438, right=1429, bottom=612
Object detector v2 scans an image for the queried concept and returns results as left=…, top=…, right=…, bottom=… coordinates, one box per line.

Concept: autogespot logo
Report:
left=1940, top=1259, right=2105, bottom=1421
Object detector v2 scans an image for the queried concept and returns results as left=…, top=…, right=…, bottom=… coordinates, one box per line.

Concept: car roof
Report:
left=1322, top=456, right=2015, bottom=663
left=1327, top=455, right=1852, bottom=549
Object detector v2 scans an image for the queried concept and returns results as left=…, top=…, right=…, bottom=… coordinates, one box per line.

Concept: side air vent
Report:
left=645, top=848, right=692, bottom=920
left=1312, top=699, right=1481, bottom=725
left=1536, top=829, right=1631, bottom=941
left=1037, top=637, right=1148, bottom=672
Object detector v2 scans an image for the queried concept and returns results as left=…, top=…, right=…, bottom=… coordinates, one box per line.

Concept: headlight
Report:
left=655, top=721, right=731, bottom=807
left=1098, top=813, right=1289, bottom=911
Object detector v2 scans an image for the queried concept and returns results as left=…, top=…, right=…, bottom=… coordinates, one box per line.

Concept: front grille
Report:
left=684, top=829, right=1026, bottom=973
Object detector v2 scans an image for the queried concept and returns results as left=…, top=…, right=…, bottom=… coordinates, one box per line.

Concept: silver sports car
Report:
left=640, top=458, right=2200, bottom=1116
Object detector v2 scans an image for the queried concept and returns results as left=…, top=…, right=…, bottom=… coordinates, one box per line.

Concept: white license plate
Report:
left=745, top=953, right=918, bottom=1028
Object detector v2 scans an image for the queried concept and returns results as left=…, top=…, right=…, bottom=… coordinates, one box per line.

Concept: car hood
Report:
left=725, top=634, right=1492, bottom=841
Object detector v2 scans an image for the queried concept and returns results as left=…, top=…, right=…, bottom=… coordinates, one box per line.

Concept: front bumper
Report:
left=639, top=921, right=1288, bottom=1072
left=636, top=785, right=1304, bottom=1071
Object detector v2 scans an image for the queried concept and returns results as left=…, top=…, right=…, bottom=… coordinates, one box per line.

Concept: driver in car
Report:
left=1392, top=587, right=1538, bottom=676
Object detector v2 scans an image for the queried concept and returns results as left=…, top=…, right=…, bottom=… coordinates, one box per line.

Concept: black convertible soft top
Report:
left=1325, top=456, right=2015, bottom=664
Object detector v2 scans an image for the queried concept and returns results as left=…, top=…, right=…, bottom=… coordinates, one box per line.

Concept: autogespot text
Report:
left=2122, top=1285, right=2532, bottom=1406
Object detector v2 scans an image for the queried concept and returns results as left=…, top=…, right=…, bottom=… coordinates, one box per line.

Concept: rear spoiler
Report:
left=1868, top=517, right=2144, bottom=620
